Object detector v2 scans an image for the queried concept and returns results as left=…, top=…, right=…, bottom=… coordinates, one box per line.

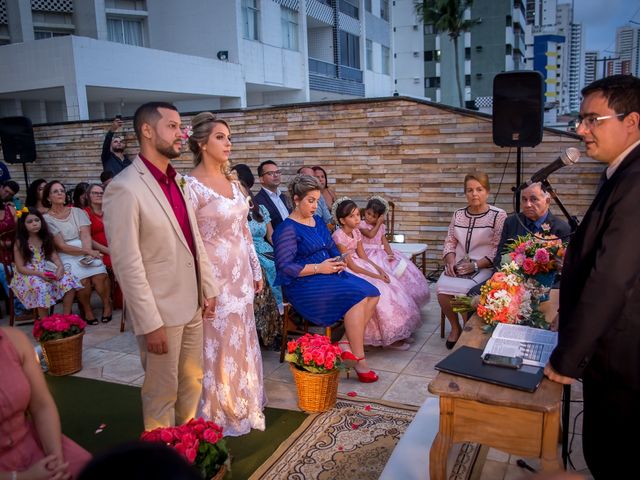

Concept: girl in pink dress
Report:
left=359, top=196, right=430, bottom=308
left=332, top=198, right=421, bottom=349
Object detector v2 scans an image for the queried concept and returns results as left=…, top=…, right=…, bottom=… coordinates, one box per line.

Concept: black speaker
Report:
left=0, top=116, right=37, bottom=164
left=492, top=72, right=544, bottom=148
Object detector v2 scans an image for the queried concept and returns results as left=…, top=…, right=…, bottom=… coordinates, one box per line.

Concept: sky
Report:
left=568, top=0, right=640, bottom=56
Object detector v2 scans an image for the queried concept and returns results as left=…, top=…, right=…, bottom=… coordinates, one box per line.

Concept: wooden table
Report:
left=428, top=316, right=563, bottom=479
left=390, top=242, right=428, bottom=275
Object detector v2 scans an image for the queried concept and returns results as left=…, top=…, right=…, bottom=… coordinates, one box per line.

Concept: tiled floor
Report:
left=2, top=288, right=593, bottom=479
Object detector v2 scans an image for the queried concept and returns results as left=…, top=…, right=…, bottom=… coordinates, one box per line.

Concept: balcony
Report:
left=308, top=57, right=364, bottom=96
left=309, top=58, right=337, bottom=78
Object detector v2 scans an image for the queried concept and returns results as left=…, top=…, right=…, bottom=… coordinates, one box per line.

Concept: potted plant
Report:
left=141, top=418, right=229, bottom=480
left=32, top=313, right=86, bottom=375
left=285, top=333, right=344, bottom=413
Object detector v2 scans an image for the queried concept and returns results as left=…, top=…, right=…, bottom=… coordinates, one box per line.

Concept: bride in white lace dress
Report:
left=185, top=112, right=266, bottom=437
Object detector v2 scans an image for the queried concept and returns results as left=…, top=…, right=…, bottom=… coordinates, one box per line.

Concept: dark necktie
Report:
left=595, top=169, right=608, bottom=196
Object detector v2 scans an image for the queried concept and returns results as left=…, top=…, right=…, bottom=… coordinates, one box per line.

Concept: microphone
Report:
left=518, top=147, right=581, bottom=190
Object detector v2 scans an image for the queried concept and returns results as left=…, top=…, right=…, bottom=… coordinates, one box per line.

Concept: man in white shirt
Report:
left=254, top=160, right=291, bottom=230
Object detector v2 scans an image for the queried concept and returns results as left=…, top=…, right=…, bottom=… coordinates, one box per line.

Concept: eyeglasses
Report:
left=262, top=170, right=281, bottom=177
left=573, top=113, right=626, bottom=130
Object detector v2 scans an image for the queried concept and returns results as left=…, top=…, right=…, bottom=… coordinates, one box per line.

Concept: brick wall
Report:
left=1, top=97, right=594, bottom=270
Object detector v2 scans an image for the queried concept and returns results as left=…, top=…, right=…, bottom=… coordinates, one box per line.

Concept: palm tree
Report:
left=415, top=0, right=481, bottom=108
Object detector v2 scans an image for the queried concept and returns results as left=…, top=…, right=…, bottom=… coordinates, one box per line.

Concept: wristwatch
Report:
left=472, top=260, right=479, bottom=272
left=313, top=264, right=319, bottom=274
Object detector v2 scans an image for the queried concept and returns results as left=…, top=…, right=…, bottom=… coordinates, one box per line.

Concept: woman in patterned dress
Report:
left=185, top=112, right=266, bottom=437
left=435, top=172, right=507, bottom=349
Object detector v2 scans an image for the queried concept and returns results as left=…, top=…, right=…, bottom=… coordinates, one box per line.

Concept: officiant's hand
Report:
left=543, top=362, right=575, bottom=385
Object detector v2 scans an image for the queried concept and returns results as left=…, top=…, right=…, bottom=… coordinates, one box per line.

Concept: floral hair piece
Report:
left=181, top=126, right=193, bottom=140
left=367, top=195, right=389, bottom=215
left=15, top=206, right=29, bottom=219
left=331, top=196, right=353, bottom=224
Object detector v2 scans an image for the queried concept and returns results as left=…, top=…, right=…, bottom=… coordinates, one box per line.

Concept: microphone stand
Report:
left=540, top=178, right=578, bottom=469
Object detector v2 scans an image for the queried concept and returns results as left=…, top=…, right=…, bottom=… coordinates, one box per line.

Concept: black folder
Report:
left=434, top=346, right=544, bottom=393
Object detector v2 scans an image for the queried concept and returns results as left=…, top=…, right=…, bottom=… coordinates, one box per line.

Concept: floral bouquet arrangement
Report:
left=452, top=263, right=547, bottom=330
left=32, top=314, right=86, bottom=342
left=285, top=333, right=344, bottom=374
left=141, top=418, right=228, bottom=479
left=502, top=232, right=566, bottom=278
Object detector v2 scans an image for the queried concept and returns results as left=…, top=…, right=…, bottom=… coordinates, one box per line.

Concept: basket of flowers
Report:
left=285, top=333, right=344, bottom=413
left=141, top=417, right=229, bottom=480
left=32, top=313, right=86, bottom=375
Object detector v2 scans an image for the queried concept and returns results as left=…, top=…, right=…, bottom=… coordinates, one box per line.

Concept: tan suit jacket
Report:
left=103, top=155, right=219, bottom=336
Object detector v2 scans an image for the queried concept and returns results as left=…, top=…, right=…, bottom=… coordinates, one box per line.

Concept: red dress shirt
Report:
left=139, top=155, right=195, bottom=257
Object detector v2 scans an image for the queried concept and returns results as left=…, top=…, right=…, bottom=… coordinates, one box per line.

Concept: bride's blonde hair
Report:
left=188, top=112, right=235, bottom=182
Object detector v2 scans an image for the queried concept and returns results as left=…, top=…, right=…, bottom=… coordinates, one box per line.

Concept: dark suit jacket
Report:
left=550, top=142, right=640, bottom=390
left=254, top=187, right=291, bottom=230
left=492, top=211, right=572, bottom=267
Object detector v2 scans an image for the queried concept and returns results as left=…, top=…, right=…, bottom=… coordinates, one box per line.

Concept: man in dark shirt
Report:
left=101, top=117, right=132, bottom=176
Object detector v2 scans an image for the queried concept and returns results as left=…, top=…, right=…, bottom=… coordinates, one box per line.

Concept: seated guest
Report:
left=435, top=172, right=507, bottom=349
left=0, top=326, right=91, bottom=478
left=312, top=165, right=337, bottom=210
left=467, top=182, right=572, bottom=298
left=333, top=198, right=421, bottom=350
left=0, top=181, right=20, bottom=208
left=43, top=181, right=111, bottom=325
left=493, top=182, right=571, bottom=266
left=273, top=175, right=381, bottom=383
left=254, top=160, right=291, bottom=230
left=298, top=167, right=332, bottom=224
left=72, top=182, right=90, bottom=209
left=25, top=179, right=48, bottom=214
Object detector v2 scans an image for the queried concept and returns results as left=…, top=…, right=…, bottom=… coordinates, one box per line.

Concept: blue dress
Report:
left=273, top=215, right=379, bottom=326
left=248, top=205, right=283, bottom=307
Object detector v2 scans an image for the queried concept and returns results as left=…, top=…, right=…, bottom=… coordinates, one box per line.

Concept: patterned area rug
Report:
left=249, top=396, right=485, bottom=480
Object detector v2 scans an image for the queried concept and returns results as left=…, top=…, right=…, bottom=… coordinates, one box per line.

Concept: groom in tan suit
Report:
left=104, top=102, right=219, bottom=429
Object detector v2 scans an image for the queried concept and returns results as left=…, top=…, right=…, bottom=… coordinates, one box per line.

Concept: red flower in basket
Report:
left=285, top=333, right=344, bottom=374
left=32, top=314, right=86, bottom=342
left=141, top=418, right=228, bottom=479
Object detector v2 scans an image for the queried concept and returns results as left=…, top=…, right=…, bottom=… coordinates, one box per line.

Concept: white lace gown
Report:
left=186, top=176, right=266, bottom=437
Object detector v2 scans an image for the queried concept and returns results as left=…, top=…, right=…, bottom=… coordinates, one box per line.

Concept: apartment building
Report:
left=0, top=0, right=393, bottom=123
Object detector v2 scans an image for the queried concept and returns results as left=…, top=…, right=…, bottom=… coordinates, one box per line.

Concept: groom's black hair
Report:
left=133, top=101, right=178, bottom=140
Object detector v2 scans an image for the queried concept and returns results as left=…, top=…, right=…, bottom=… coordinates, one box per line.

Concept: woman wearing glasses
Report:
left=43, top=181, right=111, bottom=325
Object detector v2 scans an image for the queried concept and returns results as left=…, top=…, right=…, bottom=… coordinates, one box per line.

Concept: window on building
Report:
left=465, top=47, right=471, bottom=60
left=107, top=17, right=144, bottom=46
left=242, top=0, right=260, bottom=40
left=281, top=6, right=298, bottom=50
left=506, top=15, right=512, bottom=27
left=34, top=30, right=71, bottom=40
left=382, top=45, right=390, bottom=74
left=339, top=0, right=358, bottom=19
left=366, top=39, right=373, bottom=71
left=339, top=30, right=360, bottom=69
left=365, top=0, right=371, bottom=12
left=425, top=51, right=433, bottom=62
left=465, top=75, right=471, bottom=86
left=380, top=0, right=389, bottom=21
left=424, top=24, right=434, bottom=34
left=425, top=77, right=440, bottom=88
left=506, top=44, right=512, bottom=55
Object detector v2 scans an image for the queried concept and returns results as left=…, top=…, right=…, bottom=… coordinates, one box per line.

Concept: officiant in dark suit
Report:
left=254, top=160, right=291, bottom=230
left=545, top=75, right=640, bottom=479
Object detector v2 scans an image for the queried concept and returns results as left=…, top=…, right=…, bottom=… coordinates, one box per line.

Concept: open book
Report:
left=482, top=324, right=558, bottom=368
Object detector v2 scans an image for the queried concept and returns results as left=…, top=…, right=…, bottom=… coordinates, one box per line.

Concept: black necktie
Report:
left=595, top=169, right=608, bottom=196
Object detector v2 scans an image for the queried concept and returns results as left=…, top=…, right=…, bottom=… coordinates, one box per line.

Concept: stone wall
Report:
left=1, top=97, right=595, bottom=269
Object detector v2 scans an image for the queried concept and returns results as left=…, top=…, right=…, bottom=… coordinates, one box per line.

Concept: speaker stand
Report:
left=515, top=147, right=523, bottom=212
left=21, top=162, right=30, bottom=188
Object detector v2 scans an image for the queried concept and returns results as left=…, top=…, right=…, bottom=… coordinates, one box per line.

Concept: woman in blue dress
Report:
left=273, top=175, right=380, bottom=383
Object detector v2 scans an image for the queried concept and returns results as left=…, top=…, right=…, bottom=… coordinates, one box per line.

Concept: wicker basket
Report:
left=41, top=332, right=84, bottom=376
left=210, top=465, right=226, bottom=480
left=289, top=364, right=340, bottom=413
